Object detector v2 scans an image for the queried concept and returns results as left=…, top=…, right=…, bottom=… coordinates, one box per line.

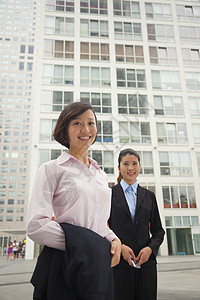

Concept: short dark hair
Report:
left=53, top=102, right=97, bottom=148
left=117, top=148, right=140, bottom=183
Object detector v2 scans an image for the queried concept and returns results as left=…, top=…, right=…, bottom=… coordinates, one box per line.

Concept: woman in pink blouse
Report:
left=26, top=101, right=121, bottom=268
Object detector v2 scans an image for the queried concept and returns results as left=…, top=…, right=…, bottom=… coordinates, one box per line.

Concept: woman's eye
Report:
left=89, top=122, right=95, bottom=125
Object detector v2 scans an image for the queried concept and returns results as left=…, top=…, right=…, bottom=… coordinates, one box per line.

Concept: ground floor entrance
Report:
left=167, top=228, right=200, bottom=255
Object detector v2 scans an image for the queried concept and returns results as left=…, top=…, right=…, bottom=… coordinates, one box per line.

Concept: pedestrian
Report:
left=26, top=102, right=121, bottom=297
left=12, top=240, right=18, bottom=260
left=7, top=242, right=13, bottom=261
left=108, top=148, right=165, bottom=300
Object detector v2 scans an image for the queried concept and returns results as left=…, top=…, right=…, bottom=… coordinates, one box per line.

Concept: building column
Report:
left=25, top=235, right=34, bottom=260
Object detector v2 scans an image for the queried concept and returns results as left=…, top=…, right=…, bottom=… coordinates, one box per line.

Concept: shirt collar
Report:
left=57, top=151, right=100, bottom=170
left=120, top=179, right=138, bottom=194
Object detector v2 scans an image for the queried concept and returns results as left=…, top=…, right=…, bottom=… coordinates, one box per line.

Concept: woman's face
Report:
left=67, top=109, right=97, bottom=151
left=118, top=154, right=141, bottom=185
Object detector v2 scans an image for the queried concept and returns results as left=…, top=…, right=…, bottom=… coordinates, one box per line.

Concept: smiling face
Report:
left=118, top=154, right=141, bottom=185
left=67, top=109, right=97, bottom=152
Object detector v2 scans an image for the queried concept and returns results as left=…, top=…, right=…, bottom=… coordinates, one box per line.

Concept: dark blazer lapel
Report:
left=114, top=183, right=132, bottom=219
left=135, top=185, right=145, bottom=215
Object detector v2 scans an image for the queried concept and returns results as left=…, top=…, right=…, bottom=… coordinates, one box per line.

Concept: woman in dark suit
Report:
left=108, top=148, right=165, bottom=300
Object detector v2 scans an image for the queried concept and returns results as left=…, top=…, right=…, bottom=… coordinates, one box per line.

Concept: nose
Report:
left=80, top=123, right=89, bottom=133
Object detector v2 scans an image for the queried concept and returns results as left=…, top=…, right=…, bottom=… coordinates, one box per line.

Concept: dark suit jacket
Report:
left=31, top=223, right=114, bottom=300
left=108, top=183, right=165, bottom=268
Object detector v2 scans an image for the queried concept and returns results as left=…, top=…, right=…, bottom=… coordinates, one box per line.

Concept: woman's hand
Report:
left=110, top=238, right=121, bottom=267
left=121, top=244, right=136, bottom=267
left=135, top=246, right=152, bottom=266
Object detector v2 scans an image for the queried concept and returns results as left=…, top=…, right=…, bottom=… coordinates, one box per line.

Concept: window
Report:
left=137, top=151, right=154, bottom=175
left=114, top=22, right=142, bottom=40
left=80, top=92, right=111, bottom=113
left=117, top=68, right=146, bottom=88
left=6, top=216, right=13, bottom=222
left=176, top=5, right=200, bottom=22
left=20, top=44, right=25, bottom=53
left=89, top=150, right=114, bottom=174
left=156, top=123, right=188, bottom=145
left=43, top=64, right=74, bottom=85
left=119, top=121, right=151, bottom=144
left=7, top=207, right=14, bottom=213
left=152, top=70, right=181, bottom=90
left=45, top=16, right=74, bottom=36
left=28, top=45, right=34, bottom=54
left=182, top=48, right=200, bottom=67
left=179, top=26, right=200, bottom=44
left=162, top=185, right=196, bottom=208
left=19, top=62, right=24, bottom=70
left=192, top=124, right=200, bottom=144
left=189, top=97, right=200, bottom=117
left=118, top=94, right=148, bottom=115
left=115, top=44, right=144, bottom=63
left=80, top=42, right=109, bottom=61
left=149, top=47, right=178, bottom=66
left=41, top=90, right=73, bottom=112
left=185, top=72, right=200, bottom=91
left=80, top=0, right=107, bottom=14
left=97, top=121, right=112, bottom=142
left=147, top=24, right=175, bottom=42
left=113, top=1, right=140, bottom=18
left=154, top=96, right=184, bottom=116
left=80, top=19, right=108, bottom=37
left=40, top=119, right=57, bottom=142
left=145, top=3, right=172, bottom=20
left=80, top=66, right=110, bottom=87
left=196, top=152, right=200, bottom=176
left=159, top=152, right=192, bottom=176
left=44, top=40, right=74, bottom=59
left=39, top=149, right=62, bottom=166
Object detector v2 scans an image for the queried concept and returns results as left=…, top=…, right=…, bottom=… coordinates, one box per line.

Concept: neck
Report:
left=68, top=148, right=90, bottom=167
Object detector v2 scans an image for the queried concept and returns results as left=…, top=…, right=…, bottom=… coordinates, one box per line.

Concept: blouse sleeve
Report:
left=26, top=163, right=65, bottom=251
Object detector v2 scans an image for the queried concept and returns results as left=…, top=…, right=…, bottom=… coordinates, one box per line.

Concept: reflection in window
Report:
left=43, top=64, right=74, bottom=85
left=113, top=1, right=140, bottom=18
left=179, top=26, right=200, bottom=44
left=182, top=48, right=200, bottom=67
left=80, top=19, right=108, bottom=37
left=154, top=95, right=184, bottom=116
left=114, top=22, right=142, bottom=40
left=44, top=40, right=74, bottom=59
left=80, top=66, right=110, bottom=87
left=117, top=68, right=146, bottom=88
left=145, top=2, right=172, bottom=20
left=80, top=92, right=111, bottom=113
left=149, top=46, right=177, bottom=66
left=80, top=0, right=108, bottom=14
left=89, top=150, right=114, bottom=174
left=97, top=121, right=113, bottom=143
left=80, top=42, right=109, bottom=61
left=192, top=124, right=200, bottom=144
left=159, top=151, right=192, bottom=176
left=156, top=122, right=188, bottom=145
left=147, top=24, right=175, bottom=42
left=185, top=72, right=200, bottom=91
left=176, top=5, right=200, bottom=22
left=118, top=94, right=148, bottom=115
left=152, top=70, right=181, bottom=90
left=41, top=90, right=73, bottom=112
left=119, top=121, right=151, bottom=144
left=137, top=151, right=154, bottom=175
left=115, top=44, right=144, bottom=63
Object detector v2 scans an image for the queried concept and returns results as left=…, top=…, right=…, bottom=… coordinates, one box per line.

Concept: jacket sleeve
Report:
left=148, top=192, right=165, bottom=257
left=26, top=163, right=65, bottom=251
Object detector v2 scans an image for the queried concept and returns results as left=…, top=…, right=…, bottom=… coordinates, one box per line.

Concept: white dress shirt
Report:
left=26, top=152, right=117, bottom=251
